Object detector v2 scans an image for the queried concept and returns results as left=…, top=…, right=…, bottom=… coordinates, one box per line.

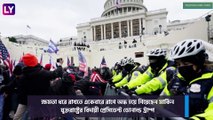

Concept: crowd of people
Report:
left=0, top=38, right=213, bottom=120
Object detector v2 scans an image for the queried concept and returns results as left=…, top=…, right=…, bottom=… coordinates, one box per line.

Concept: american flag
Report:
left=78, top=50, right=88, bottom=76
left=0, top=40, right=12, bottom=74
left=13, top=59, right=16, bottom=67
left=100, top=56, right=107, bottom=68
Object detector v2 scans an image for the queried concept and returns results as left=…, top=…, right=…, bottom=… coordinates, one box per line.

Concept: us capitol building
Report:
left=2, top=0, right=213, bottom=67
left=77, top=0, right=167, bottom=42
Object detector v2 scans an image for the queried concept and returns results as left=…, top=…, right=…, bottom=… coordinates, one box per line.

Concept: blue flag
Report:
left=44, top=40, right=59, bottom=54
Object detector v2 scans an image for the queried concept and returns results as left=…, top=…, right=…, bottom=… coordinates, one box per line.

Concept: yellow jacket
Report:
left=126, top=62, right=169, bottom=89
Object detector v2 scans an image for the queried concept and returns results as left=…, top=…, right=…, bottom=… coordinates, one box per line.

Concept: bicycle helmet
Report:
left=147, top=48, right=167, bottom=57
left=171, top=39, right=205, bottom=60
left=120, top=57, right=134, bottom=66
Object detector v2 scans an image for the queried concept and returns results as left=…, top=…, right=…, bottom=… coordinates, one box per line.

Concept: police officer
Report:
left=114, top=57, right=140, bottom=88
left=110, top=58, right=128, bottom=84
left=125, top=48, right=172, bottom=91
left=161, top=39, right=213, bottom=119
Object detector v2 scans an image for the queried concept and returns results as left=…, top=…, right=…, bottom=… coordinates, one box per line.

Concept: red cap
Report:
left=22, top=53, right=38, bottom=67
left=44, top=64, right=51, bottom=71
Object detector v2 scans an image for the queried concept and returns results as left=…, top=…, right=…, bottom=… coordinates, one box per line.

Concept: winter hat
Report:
left=44, top=64, right=51, bottom=71
left=13, top=62, right=25, bottom=75
left=13, top=65, right=22, bottom=75
left=22, top=53, right=38, bottom=67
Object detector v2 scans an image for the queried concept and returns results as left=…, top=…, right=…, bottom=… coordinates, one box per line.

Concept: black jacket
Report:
left=18, top=64, right=62, bottom=105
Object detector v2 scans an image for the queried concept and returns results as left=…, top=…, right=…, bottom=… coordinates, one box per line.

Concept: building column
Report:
left=90, top=27, right=93, bottom=42
left=103, top=24, right=106, bottom=40
left=130, top=20, right=133, bottom=36
left=94, top=26, right=96, bottom=41
left=143, top=19, right=146, bottom=34
left=127, top=20, right=130, bottom=37
left=111, top=23, right=114, bottom=39
left=139, top=18, right=142, bottom=35
left=119, top=22, right=121, bottom=38
left=92, top=26, right=94, bottom=41
left=101, top=24, right=103, bottom=40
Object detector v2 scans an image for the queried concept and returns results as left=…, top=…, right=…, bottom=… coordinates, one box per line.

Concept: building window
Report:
left=121, top=21, right=128, bottom=37
left=135, top=52, right=144, bottom=58
left=133, top=7, right=135, bottom=11
left=106, top=23, right=112, bottom=39
left=95, top=25, right=101, bottom=41
left=128, top=7, right=131, bottom=12
left=133, top=19, right=139, bottom=36
left=124, top=7, right=127, bottom=12
left=113, top=22, right=119, bottom=38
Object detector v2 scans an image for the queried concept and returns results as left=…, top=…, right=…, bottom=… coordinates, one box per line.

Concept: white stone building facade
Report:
left=76, top=0, right=168, bottom=42
left=13, top=35, right=49, bottom=46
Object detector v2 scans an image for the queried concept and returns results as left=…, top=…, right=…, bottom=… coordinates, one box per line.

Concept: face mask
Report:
left=124, top=64, right=134, bottom=72
left=178, top=65, right=198, bottom=81
left=150, top=59, right=165, bottom=72
left=150, top=63, right=158, bottom=70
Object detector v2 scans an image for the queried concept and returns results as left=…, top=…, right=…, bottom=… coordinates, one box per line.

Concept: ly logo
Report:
left=2, top=3, right=15, bottom=15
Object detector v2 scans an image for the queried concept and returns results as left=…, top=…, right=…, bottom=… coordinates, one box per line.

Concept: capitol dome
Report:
left=102, top=0, right=147, bottom=17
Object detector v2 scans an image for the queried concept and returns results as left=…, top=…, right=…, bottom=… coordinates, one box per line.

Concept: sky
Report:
left=0, top=0, right=212, bottom=42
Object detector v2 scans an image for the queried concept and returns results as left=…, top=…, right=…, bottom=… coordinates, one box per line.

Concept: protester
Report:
left=56, top=58, right=63, bottom=68
left=0, top=64, right=11, bottom=120
left=13, top=53, right=63, bottom=120
left=44, top=63, right=51, bottom=71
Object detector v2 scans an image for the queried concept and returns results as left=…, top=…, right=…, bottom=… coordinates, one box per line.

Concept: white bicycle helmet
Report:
left=171, top=39, right=205, bottom=60
left=147, top=48, right=167, bottom=57
left=120, top=57, right=134, bottom=66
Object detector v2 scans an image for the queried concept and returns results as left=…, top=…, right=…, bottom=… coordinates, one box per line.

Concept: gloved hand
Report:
left=167, top=77, right=187, bottom=95
left=127, top=90, right=136, bottom=96
left=122, top=86, right=131, bottom=93
left=122, top=85, right=128, bottom=90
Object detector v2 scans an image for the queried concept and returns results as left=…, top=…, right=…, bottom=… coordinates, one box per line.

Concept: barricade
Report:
left=101, top=83, right=186, bottom=120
